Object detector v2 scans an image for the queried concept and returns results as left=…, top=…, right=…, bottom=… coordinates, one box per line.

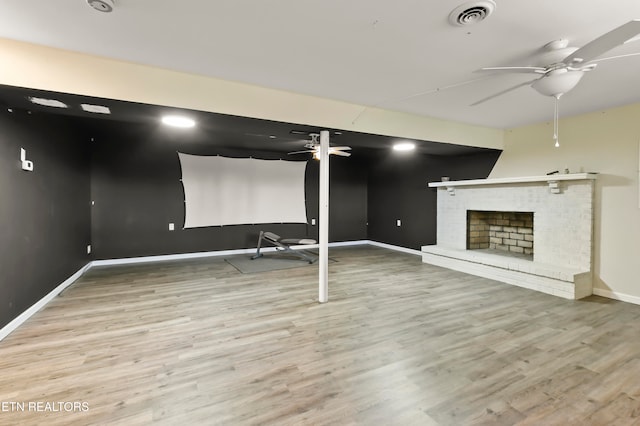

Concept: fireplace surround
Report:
left=422, top=174, right=597, bottom=299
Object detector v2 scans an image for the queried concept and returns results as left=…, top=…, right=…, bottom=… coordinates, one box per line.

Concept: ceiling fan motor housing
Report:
left=537, top=43, right=579, bottom=67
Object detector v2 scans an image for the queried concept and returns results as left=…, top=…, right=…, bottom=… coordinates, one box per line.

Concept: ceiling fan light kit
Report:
left=530, top=69, right=585, bottom=97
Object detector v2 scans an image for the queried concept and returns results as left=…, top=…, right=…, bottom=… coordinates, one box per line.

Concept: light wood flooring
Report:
left=1, top=246, right=640, bottom=425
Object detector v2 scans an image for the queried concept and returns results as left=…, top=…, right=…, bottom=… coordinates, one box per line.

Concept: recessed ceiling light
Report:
left=81, top=104, right=111, bottom=114
left=161, top=115, right=196, bottom=128
left=393, top=142, right=416, bottom=151
left=28, top=97, right=67, bottom=108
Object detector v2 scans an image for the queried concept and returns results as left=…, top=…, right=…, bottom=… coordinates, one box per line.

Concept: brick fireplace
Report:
left=422, top=174, right=597, bottom=299
left=467, top=211, right=534, bottom=256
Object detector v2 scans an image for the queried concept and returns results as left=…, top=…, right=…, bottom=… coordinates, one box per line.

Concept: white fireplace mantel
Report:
left=428, top=173, right=597, bottom=188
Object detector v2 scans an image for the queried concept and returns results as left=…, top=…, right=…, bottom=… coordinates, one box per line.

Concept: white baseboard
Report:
left=593, top=288, right=640, bottom=306
left=367, top=241, right=423, bottom=256
left=92, top=240, right=371, bottom=267
left=288, top=240, right=369, bottom=250
left=92, top=247, right=261, bottom=267
left=298, top=240, right=416, bottom=254
left=0, top=263, right=91, bottom=342
left=328, top=240, right=370, bottom=248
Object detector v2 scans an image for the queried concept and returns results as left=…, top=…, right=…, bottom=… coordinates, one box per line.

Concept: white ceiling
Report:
left=1, top=0, right=640, bottom=129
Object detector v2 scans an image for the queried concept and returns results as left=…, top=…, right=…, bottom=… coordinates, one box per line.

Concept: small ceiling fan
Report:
left=473, top=19, right=640, bottom=105
left=288, top=133, right=352, bottom=158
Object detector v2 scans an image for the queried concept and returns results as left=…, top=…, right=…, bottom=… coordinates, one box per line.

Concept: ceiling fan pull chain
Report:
left=553, top=95, right=560, bottom=148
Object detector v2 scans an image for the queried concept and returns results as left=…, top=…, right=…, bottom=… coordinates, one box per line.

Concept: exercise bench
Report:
left=251, top=231, right=318, bottom=264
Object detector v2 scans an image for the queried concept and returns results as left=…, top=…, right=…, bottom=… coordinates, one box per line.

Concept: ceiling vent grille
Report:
left=448, top=1, right=496, bottom=26
left=87, top=0, right=114, bottom=13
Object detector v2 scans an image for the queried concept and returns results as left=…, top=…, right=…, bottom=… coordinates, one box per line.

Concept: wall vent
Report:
left=448, top=1, right=496, bottom=26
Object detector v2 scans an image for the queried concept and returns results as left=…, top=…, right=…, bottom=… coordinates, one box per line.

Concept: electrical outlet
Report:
left=311, top=218, right=316, bottom=225
left=87, top=245, right=91, bottom=254
left=396, top=219, right=401, bottom=227
left=169, top=223, right=175, bottom=231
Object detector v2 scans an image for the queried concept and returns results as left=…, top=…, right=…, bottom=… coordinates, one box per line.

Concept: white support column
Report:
left=318, top=130, right=330, bottom=303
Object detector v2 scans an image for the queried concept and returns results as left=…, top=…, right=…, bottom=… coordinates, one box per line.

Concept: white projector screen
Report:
left=178, top=153, right=308, bottom=228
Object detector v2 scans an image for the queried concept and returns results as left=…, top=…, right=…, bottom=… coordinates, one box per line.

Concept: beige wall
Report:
left=0, top=37, right=503, bottom=150
left=491, top=103, right=640, bottom=303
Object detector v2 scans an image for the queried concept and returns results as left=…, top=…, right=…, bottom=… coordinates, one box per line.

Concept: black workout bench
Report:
left=251, top=231, right=318, bottom=264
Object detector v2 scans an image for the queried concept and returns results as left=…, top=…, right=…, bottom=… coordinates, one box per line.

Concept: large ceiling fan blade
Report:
left=368, top=76, right=496, bottom=111
left=477, top=66, right=547, bottom=74
left=470, top=78, right=540, bottom=106
left=287, top=150, right=314, bottom=155
left=329, top=146, right=351, bottom=151
left=331, top=151, right=351, bottom=157
left=564, top=19, right=640, bottom=64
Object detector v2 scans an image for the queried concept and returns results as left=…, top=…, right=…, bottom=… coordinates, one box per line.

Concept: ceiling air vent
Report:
left=87, top=0, right=114, bottom=13
left=448, top=1, right=496, bottom=26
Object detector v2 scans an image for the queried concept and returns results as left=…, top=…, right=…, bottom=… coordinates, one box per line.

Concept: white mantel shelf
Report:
left=428, top=173, right=598, bottom=188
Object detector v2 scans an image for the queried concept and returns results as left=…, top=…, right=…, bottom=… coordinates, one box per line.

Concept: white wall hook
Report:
left=21, top=148, right=33, bottom=171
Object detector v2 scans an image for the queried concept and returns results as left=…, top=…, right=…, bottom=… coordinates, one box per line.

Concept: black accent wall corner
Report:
left=0, top=110, right=91, bottom=329
left=367, top=150, right=501, bottom=250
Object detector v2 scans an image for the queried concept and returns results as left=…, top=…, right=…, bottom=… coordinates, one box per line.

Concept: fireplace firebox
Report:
left=467, top=210, right=533, bottom=257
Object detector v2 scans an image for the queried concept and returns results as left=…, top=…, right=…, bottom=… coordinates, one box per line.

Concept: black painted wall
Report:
left=90, top=121, right=369, bottom=259
left=367, top=151, right=501, bottom=250
left=0, top=106, right=501, bottom=330
left=0, top=109, right=91, bottom=329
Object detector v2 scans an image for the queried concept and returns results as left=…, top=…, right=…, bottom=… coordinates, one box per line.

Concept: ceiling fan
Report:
left=288, top=133, right=352, bottom=158
left=474, top=19, right=640, bottom=105
left=473, top=19, right=640, bottom=146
